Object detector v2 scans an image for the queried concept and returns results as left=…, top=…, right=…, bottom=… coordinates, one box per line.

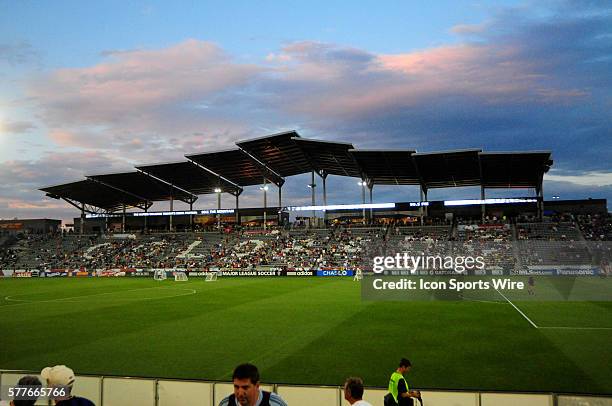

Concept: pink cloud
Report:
left=31, top=39, right=261, bottom=124
left=263, top=41, right=589, bottom=119
left=26, top=39, right=262, bottom=154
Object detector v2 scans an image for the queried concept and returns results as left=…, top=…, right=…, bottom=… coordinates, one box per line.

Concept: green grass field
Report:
left=1, top=277, right=611, bottom=395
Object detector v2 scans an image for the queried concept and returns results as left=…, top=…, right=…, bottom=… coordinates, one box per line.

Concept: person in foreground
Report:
left=344, top=377, right=372, bottom=406
left=41, top=365, right=95, bottom=406
left=0, top=375, right=42, bottom=406
left=219, top=363, right=287, bottom=406
left=386, top=358, right=421, bottom=406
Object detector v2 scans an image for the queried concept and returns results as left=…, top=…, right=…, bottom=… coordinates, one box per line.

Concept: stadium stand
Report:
left=2, top=214, right=611, bottom=273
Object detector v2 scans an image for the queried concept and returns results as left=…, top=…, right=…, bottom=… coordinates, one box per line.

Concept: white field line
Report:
left=495, top=289, right=612, bottom=330
left=538, top=326, right=612, bottom=330
left=2, top=286, right=196, bottom=307
left=495, top=288, right=539, bottom=328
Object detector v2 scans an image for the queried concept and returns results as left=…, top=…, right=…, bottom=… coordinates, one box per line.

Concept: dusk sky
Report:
left=0, top=0, right=610, bottom=222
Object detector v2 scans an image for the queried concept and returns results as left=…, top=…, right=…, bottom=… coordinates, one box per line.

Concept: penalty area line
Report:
left=495, top=288, right=538, bottom=329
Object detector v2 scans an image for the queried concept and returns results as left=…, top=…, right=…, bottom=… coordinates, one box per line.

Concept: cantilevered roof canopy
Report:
left=479, top=151, right=552, bottom=188
left=135, top=161, right=241, bottom=195
left=40, top=130, right=554, bottom=212
left=40, top=180, right=147, bottom=212
left=412, top=149, right=482, bottom=189
left=292, top=137, right=362, bottom=178
left=87, top=171, right=196, bottom=204
left=349, top=149, right=420, bottom=185
left=186, top=148, right=284, bottom=187
left=236, top=131, right=311, bottom=177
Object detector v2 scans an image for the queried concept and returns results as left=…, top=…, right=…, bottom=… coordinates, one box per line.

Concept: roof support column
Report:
left=235, top=191, right=240, bottom=225
left=481, top=186, right=486, bottom=223
left=217, top=190, right=221, bottom=231
left=539, top=181, right=544, bottom=221
left=278, top=185, right=283, bottom=226
left=369, top=184, right=373, bottom=225
left=169, top=196, right=174, bottom=232
left=80, top=204, right=85, bottom=235
left=189, top=202, right=194, bottom=232
left=361, top=180, right=366, bottom=225
left=144, top=207, right=148, bottom=234
left=262, top=180, right=268, bottom=231
left=310, top=170, right=316, bottom=228
left=420, top=188, right=424, bottom=226
left=122, top=204, right=126, bottom=233
left=322, top=175, right=327, bottom=228
left=424, top=189, right=428, bottom=218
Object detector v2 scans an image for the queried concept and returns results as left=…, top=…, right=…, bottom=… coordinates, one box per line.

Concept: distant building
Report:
left=0, top=219, right=61, bottom=235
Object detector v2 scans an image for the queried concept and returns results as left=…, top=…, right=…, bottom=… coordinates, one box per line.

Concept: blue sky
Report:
left=0, top=0, right=610, bottom=221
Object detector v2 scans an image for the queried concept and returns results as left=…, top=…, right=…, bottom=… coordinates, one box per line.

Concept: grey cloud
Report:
left=3, top=120, right=36, bottom=134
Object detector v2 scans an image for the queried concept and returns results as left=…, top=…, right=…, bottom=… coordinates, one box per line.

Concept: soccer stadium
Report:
left=2, top=2, right=612, bottom=406
left=1, top=130, right=611, bottom=406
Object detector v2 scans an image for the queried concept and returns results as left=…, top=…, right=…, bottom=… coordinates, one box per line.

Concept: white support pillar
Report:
left=214, top=188, right=222, bottom=230
left=262, top=181, right=268, bottom=230
left=278, top=185, right=283, bottom=225
left=369, top=185, right=373, bottom=225
left=361, top=180, right=366, bottom=224
left=310, top=171, right=316, bottom=228
left=322, top=176, right=327, bottom=227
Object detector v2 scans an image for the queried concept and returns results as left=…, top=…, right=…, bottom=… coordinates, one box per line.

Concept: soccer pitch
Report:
left=1, top=277, right=610, bottom=395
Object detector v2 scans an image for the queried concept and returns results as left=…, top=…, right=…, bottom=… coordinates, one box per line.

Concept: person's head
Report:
left=41, top=365, right=74, bottom=400
left=11, top=375, right=42, bottom=406
left=343, top=377, right=364, bottom=404
left=232, top=363, right=260, bottom=406
left=398, top=358, right=412, bottom=374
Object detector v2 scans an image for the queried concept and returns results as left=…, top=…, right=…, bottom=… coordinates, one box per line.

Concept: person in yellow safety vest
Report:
left=388, top=358, right=420, bottom=406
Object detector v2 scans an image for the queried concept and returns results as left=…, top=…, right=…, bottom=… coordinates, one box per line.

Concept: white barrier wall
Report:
left=75, top=376, right=102, bottom=406
left=157, top=380, right=213, bottom=406
left=420, top=390, right=480, bottom=406
left=359, top=388, right=387, bottom=406
left=1, top=370, right=610, bottom=406
left=102, top=377, right=156, bottom=406
left=481, top=393, right=552, bottom=406
left=558, top=396, right=612, bottom=406
left=277, top=385, right=340, bottom=406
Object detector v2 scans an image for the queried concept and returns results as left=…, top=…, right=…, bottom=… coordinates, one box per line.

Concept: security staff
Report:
left=388, top=358, right=420, bottom=406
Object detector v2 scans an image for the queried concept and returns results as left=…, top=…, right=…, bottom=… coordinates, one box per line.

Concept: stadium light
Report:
left=260, top=185, right=269, bottom=191
left=214, top=188, right=222, bottom=193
